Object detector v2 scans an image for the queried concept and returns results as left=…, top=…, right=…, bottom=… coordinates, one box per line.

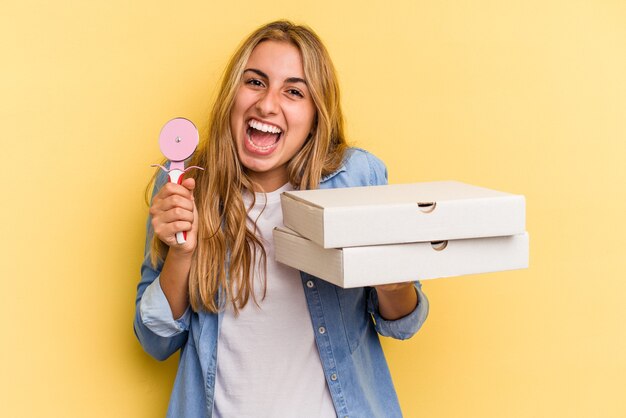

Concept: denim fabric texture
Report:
left=134, top=148, right=429, bottom=418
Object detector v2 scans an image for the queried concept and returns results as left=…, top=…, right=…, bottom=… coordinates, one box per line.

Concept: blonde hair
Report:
left=150, top=20, right=348, bottom=314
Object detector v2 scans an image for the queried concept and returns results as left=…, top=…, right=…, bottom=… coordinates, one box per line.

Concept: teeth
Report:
left=248, top=119, right=282, bottom=134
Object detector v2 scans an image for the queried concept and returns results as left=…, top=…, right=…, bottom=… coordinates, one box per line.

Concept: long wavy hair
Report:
left=150, top=20, right=348, bottom=314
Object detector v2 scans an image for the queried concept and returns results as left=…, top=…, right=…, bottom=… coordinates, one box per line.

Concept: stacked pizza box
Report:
left=273, top=181, right=528, bottom=288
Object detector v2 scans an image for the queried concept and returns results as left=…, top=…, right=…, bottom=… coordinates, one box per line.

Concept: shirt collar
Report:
left=319, top=163, right=347, bottom=184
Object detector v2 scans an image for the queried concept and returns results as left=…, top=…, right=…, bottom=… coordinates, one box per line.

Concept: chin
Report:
left=239, top=153, right=276, bottom=173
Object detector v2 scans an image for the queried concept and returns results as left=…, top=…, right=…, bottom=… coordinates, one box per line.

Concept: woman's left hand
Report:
left=374, top=281, right=419, bottom=321
left=374, top=282, right=414, bottom=293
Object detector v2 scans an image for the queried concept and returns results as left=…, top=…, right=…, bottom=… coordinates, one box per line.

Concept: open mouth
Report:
left=246, top=119, right=282, bottom=153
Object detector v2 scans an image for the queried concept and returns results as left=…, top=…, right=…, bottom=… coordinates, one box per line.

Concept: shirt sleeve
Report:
left=140, top=276, right=191, bottom=337
left=133, top=169, right=190, bottom=360
left=367, top=281, right=429, bottom=340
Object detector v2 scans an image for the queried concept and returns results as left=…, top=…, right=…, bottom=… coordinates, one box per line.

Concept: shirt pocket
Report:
left=336, top=287, right=369, bottom=354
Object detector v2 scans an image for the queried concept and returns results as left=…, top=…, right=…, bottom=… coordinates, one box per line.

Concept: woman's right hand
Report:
left=149, top=177, right=198, bottom=255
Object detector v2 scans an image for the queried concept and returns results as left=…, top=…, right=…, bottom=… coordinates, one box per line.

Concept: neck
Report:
left=248, top=171, right=288, bottom=193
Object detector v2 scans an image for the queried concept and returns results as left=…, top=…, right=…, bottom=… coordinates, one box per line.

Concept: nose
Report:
left=255, top=88, right=279, bottom=116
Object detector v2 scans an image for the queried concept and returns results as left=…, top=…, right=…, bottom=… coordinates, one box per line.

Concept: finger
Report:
left=156, top=194, right=194, bottom=212
left=158, top=207, right=195, bottom=224
left=153, top=220, right=193, bottom=241
left=375, top=282, right=414, bottom=292
left=191, top=200, right=199, bottom=230
left=169, top=220, right=193, bottom=233
left=180, top=177, right=195, bottom=193
left=150, top=199, right=192, bottom=219
left=155, top=182, right=194, bottom=201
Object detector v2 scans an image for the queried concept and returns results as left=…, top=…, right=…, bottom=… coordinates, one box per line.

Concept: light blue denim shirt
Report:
left=134, top=148, right=429, bottom=418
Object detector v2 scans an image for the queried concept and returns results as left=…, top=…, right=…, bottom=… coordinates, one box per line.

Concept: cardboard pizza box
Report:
left=281, top=181, right=525, bottom=248
left=273, top=226, right=529, bottom=288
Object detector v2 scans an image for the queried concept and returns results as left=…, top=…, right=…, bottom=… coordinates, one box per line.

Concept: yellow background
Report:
left=2, top=0, right=625, bottom=417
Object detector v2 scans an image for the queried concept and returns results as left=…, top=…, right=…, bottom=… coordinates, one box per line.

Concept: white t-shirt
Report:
left=213, top=183, right=336, bottom=418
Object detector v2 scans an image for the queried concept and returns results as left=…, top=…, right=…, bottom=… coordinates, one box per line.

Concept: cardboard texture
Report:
left=281, top=181, right=526, bottom=248
left=273, top=227, right=529, bottom=288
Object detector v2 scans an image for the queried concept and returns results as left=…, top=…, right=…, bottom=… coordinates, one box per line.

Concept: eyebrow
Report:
left=243, top=68, right=308, bottom=85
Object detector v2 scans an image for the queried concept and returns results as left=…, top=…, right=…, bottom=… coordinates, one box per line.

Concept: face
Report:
left=230, top=40, right=316, bottom=192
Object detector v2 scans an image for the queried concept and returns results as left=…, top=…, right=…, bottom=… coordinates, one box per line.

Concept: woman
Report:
left=134, top=20, right=429, bottom=417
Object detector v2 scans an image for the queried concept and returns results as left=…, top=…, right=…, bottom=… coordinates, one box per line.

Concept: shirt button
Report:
left=331, top=373, right=337, bottom=381
left=306, top=280, right=315, bottom=288
left=318, top=326, right=326, bottom=334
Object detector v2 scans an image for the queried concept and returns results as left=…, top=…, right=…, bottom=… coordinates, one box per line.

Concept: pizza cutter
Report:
left=151, top=117, right=204, bottom=244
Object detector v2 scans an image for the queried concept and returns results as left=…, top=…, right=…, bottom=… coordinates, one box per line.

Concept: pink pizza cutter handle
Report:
left=167, top=169, right=188, bottom=244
